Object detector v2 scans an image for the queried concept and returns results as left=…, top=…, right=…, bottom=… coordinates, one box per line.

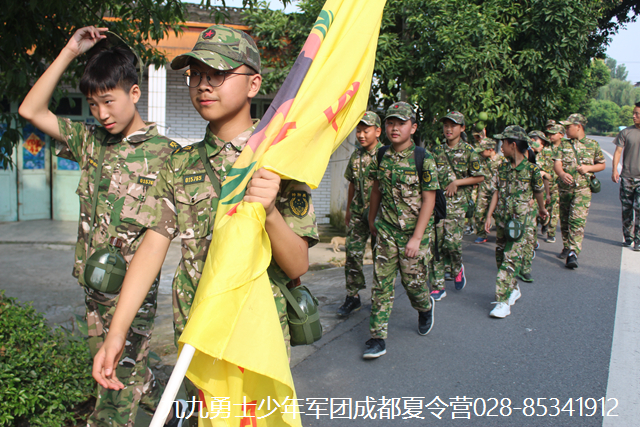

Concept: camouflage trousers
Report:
left=345, top=215, right=375, bottom=297
left=474, top=185, right=493, bottom=238
left=494, top=219, right=533, bottom=302
left=429, top=202, right=466, bottom=291
left=559, top=186, right=592, bottom=255
left=181, top=281, right=289, bottom=426
left=620, top=177, right=640, bottom=243
left=546, top=184, right=560, bottom=238
left=85, top=277, right=162, bottom=427
left=370, top=223, right=433, bottom=339
left=519, top=210, right=538, bottom=276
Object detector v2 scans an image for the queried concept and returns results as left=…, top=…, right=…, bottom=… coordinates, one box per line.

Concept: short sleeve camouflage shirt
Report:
left=55, top=117, right=177, bottom=284
left=343, top=142, right=383, bottom=217
left=552, top=137, right=605, bottom=191
left=491, top=158, right=545, bottom=222
left=538, top=145, right=558, bottom=186
left=431, top=141, right=485, bottom=205
left=371, top=143, right=440, bottom=232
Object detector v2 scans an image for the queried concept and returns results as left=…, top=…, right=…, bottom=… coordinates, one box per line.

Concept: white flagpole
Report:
left=149, top=344, right=196, bottom=427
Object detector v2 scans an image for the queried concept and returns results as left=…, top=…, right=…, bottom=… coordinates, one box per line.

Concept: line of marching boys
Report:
left=338, top=106, right=605, bottom=359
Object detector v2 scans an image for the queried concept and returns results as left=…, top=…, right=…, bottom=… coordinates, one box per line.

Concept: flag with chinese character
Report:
left=178, top=0, right=386, bottom=425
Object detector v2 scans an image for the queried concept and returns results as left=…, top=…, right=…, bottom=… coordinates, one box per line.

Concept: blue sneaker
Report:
left=430, top=289, right=447, bottom=301
left=474, top=237, right=487, bottom=244
left=454, top=265, right=466, bottom=290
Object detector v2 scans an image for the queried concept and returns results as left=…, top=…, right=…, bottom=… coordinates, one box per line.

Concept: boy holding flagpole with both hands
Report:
left=92, top=25, right=319, bottom=424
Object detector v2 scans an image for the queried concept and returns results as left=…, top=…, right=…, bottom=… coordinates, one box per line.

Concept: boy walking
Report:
left=19, top=27, right=176, bottom=425
left=92, top=25, right=318, bottom=423
left=364, top=102, right=439, bottom=359
left=430, top=112, right=485, bottom=297
left=337, top=112, right=383, bottom=317
left=473, top=137, right=502, bottom=244
left=540, top=124, right=565, bottom=243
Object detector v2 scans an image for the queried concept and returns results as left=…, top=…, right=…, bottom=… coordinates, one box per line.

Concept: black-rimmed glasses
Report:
left=183, top=69, right=255, bottom=88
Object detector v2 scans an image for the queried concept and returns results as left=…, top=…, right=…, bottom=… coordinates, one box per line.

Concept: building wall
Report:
left=164, top=69, right=208, bottom=145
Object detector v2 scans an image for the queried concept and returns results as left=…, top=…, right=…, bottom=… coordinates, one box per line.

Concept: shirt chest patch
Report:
left=137, top=176, right=156, bottom=187
left=184, top=173, right=206, bottom=185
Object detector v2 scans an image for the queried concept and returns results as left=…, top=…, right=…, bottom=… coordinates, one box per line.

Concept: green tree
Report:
left=597, top=78, right=640, bottom=106
left=618, top=104, right=636, bottom=128
left=588, top=99, right=620, bottom=132
left=605, top=57, right=629, bottom=80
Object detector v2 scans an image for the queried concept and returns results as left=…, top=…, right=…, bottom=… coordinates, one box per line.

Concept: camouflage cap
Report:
left=546, top=119, right=557, bottom=127
left=493, top=125, right=532, bottom=143
left=528, top=130, right=550, bottom=144
left=360, top=111, right=381, bottom=128
left=441, top=111, right=465, bottom=126
left=559, top=113, right=587, bottom=127
left=546, top=124, right=565, bottom=135
left=171, top=25, right=261, bottom=73
left=478, top=137, right=496, bottom=150
left=385, top=102, right=415, bottom=121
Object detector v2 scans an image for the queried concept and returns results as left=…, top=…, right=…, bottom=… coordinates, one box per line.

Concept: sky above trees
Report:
left=605, top=19, right=640, bottom=84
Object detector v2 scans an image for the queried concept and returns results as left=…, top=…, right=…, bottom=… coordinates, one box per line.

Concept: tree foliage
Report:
left=605, top=57, right=629, bottom=80
left=597, top=78, right=640, bottom=106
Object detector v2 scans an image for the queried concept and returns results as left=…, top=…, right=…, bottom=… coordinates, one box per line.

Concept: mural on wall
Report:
left=22, top=125, right=46, bottom=170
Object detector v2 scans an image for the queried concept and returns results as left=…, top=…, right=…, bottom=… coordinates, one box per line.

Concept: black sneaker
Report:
left=541, top=224, right=548, bottom=235
left=337, top=295, right=361, bottom=317
left=517, top=272, right=533, bottom=282
left=566, top=252, right=578, bottom=269
left=363, top=338, right=386, bottom=359
left=634, top=242, right=640, bottom=252
left=558, top=248, right=570, bottom=259
left=622, top=239, right=633, bottom=247
left=418, top=297, right=435, bottom=336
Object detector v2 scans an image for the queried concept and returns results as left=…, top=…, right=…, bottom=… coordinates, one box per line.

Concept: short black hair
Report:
left=79, top=47, right=138, bottom=96
left=635, top=101, right=640, bottom=108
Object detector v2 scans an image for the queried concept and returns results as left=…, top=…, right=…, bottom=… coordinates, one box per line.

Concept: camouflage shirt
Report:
left=55, top=117, right=177, bottom=284
left=538, top=145, right=559, bottom=187
left=478, top=153, right=503, bottom=192
left=552, top=137, right=605, bottom=191
left=122, top=123, right=319, bottom=333
left=370, top=143, right=440, bottom=232
left=344, top=142, right=383, bottom=217
left=490, top=158, right=545, bottom=223
left=431, top=140, right=485, bottom=206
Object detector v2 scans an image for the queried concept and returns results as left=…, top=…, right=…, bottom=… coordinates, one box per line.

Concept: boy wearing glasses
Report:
left=19, top=27, right=176, bottom=426
left=92, top=25, right=318, bottom=423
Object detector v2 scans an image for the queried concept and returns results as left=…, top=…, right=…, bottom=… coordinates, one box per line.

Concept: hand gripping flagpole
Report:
left=149, top=344, right=196, bottom=427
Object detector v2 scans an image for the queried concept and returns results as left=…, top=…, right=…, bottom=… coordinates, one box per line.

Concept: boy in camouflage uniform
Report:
left=429, top=112, right=485, bottom=298
left=337, top=111, right=383, bottom=317
left=363, top=102, right=439, bottom=359
left=485, top=126, right=547, bottom=318
left=540, top=124, right=565, bottom=243
left=553, top=114, right=606, bottom=269
left=19, top=27, right=176, bottom=426
left=612, top=102, right=640, bottom=250
left=473, top=137, right=502, bottom=244
left=92, top=25, right=318, bottom=424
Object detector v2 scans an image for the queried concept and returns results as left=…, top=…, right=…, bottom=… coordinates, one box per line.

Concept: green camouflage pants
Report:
left=85, top=277, right=162, bottom=427
left=620, top=177, right=640, bottom=243
left=494, top=220, right=532, bottom=302
left=429, top=200, right=466, bottom=289
left=474, top=185, right=493, bottom=238
left=519, top=210, right=537, bottom=276
left=546, top=184, right=559, bottom=238
left=370, top=224, right=432, bottom=339
left=345, top=215, right=375, bottom=297
left=181, top=281, right=289, bottom=426
left=428, top=223, right=445, bottom=291
left=559, top=186, right=592, bottom=255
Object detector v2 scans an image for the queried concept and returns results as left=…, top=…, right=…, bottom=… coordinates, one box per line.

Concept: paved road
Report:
left=292, top=136, right=636, bottom=426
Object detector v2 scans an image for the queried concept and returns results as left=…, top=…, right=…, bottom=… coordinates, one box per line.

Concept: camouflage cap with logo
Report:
left=493, top=125, right=532, bottom=143
left=559, top=113, right=587, bottom=128
left=360, top=111, right=381, bottom=128
left=385, top=102, right=415, bottom=121
left=171, top=25, right=261, bottom=73
left=528, top=130, right=550, bottom=144
left=478, top=137, right=496, bottom=150
left=545, top=124, right=565, bottom=135
left=440, top=111, right=465, bottom=126
left=546, top=119, right=557, bottom=127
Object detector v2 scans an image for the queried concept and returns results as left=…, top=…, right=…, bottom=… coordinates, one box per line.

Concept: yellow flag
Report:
left=179, top=0, right=386, bottom=425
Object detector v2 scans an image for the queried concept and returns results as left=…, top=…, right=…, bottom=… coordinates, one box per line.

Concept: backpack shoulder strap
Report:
left=376, top=145, right=390, bottom=167
left=414, top=146, right=425, bottom=178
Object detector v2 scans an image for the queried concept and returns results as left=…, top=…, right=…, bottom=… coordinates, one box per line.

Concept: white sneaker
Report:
left=490, top=301, right=511, bottom=318
left=508, top=287, right=521, bottom=306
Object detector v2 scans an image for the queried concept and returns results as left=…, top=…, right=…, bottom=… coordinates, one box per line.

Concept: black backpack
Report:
left=376, top=145, right=446, bottom=224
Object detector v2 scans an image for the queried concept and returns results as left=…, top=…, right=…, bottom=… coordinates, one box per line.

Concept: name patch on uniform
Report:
left=471, top=160, right=480, bottom=172
left=174, top=144, right=195, bottom=154
left=184, top=173, right=205, bottom=185
left=289, top=191, right=310, bottom=219
left=423, top=170, right=432, bottom=184
left=404, top=170, right=416, bottom=176
left=436, top=161, right=446, bottom=168
left=137, top=176, right=156, bottom=187
left=87, top=158, right=98, bottom=168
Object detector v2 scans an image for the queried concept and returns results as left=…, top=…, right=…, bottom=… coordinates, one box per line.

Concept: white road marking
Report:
left=601, top=148, right=622, bottom=174
left=604, top=248, right=640, bottom=426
